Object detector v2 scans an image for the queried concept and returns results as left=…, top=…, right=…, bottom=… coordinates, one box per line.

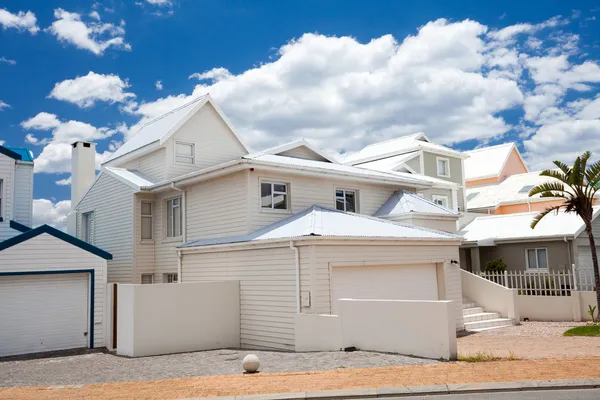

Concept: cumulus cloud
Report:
left=46, top=8, right=130, bottom=55
left=21, top=112, right=61, bottom=130
left=49, top=71, right=135, bottom=108
left=0, top=56, right=16, bottom=65
left=0, top=8, right=39, bottom=34
left=55, top=176, right=71, bottom=186
left=155, top=80, right=163, bottom=90
left=146, top=0, right=172, bottom=5
left=32, top=199, right=71, bottom=230
left=487, top=15, right=568, bottom=43
left=0, top=100, right=9, bottom=110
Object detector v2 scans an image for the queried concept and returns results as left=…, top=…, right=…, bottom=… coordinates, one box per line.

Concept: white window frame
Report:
left=0, top=178, right=3, bottom=220
left=166, top=196, right=183, bottom=239
left=141, top=274, right=154, bottom=284
left=431, top=195, right=449, bottom=208
left=81, top=211, right=94, bottom=244
left=335, top=188, right=359, bottom=213
left=164, top=273, right=178, bottom=283
left=140, top=201, right=153, bottom=241
left=174, top=140, right=195, bottom=165
left=526, top=247, right=549, bottom=270
left=436, top=157, right=450, bottom=178
left=260, top=180, right=290, bottom=214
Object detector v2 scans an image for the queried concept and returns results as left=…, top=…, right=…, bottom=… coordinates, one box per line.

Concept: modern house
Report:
left=0, top=144, right=110, bottom=357
left=464, top=142, right=528, bottom=188
left=72, top=95, right=468, bottom=351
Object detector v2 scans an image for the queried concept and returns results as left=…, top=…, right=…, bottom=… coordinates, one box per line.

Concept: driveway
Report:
left=0, top=349, right=438, bottom=387
left=458, top=321, right=600, bottom=359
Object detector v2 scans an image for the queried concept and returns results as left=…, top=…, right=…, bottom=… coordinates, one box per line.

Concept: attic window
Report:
left=519, top=185, right=534, bottom=194
left=174, top=141, right=195, bottom=165
left=467, top=192, right=479, bottom=201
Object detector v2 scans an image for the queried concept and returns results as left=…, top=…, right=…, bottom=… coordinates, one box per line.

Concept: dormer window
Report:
left=174, top=141, right=194, bottom=165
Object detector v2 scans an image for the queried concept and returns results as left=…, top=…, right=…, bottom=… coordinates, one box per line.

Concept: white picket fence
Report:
left=480, top=266, right=595, bottom=296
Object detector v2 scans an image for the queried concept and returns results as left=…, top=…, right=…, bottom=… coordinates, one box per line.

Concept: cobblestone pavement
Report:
left=0, top=349, right=437, bottom=387
left=457, top=322, right=600, bottom=359
left=0, top=358, right=599, bottom=400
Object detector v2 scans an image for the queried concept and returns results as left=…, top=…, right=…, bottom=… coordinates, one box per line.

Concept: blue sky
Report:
left=0, top=0, right=599, bottom=228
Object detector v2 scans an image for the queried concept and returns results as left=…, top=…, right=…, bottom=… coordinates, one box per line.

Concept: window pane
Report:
left=176, top=155, right=194, bottom=164
left=261, top=183, right=272, bottom=208
left=438, top=159, right=447, bottom=175
left=167, top=201, right=173, bottom=237
left=336, top=198, right=345, bottom=211
left=537, top=249, right=548, bottom=269
left=141, top=217, right=152, bottom=240
left=141, top=202, right=152, bottom=215
left=175, top=143, right=193, bottom=156
left=141, top=274, right=153, bottom=284
left=274, top=184, right=287, bottom=193
left=335, top=190, right=344, bottom=199
left=273, top=193, right=287, bottom=209
left=345, top=191, right=356, bottom=212
left=174, top=204, right=181, bottom=236
left=527, top=249, right=537, bottom=268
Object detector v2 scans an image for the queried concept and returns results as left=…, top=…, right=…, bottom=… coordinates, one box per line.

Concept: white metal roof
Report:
left=181, top=205, right=460, bottom=248
left=104, top=167, right=156, bottom=190
left=375, top=190, right=459, bottom=217
left=250, top=139, right=340, bottom=164
left=343, top=132, right=466, bottom=165
left=464, top=142, right=526, bottom=181
left=353, top=151, right=420, bottom=172
left=460, top=207, right=600, bottom=244
left=466, top=170, right=562, bottom=210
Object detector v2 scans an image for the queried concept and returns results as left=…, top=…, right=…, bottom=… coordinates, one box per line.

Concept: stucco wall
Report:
left=479, top=240, right=572, bottom=272
left=117, top=281, right=240, bottom=357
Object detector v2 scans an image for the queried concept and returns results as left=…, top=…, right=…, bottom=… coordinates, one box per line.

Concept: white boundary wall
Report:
left=518, top=291, right=598, bottom=322
left=461, top=270, right=519, bottom=321
left=117, top=281, right=240, bottom=357
left=295, top=299, right=456, bottom=360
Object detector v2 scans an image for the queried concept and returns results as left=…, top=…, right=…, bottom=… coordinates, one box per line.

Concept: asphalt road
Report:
left=375, top=388, right=600, bottom=400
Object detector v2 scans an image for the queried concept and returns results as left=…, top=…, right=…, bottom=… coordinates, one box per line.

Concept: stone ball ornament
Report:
left=242, top=354, right=260, bottom=373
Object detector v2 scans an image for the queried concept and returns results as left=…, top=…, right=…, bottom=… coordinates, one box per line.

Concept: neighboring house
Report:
left=0, top=145, right=33, bottom=241
left=0, top=144, right=111, bottom=357
left=342, top=133, right=468, bottom=212
left=459, top=208, right=600, bottom=282
left=72, top=95, right=465, bottom=350
left=464, top=142, right=528, bottom=188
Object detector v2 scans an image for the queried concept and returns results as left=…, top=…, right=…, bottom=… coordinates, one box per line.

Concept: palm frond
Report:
left=530, top=205, right=564, bottom=229
left=553, top=160, right=571, bottom=176
left=528, top=181, right=567, bottom=198
left=539, top=169, right=568, bottom=183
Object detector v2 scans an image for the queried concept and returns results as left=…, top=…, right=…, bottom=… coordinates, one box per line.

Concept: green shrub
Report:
left=484, top=258, right=507, bottom=273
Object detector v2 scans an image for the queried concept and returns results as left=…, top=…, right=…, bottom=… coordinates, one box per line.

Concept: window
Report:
left=0, top=179, right=3, bottom=219
left=164, top=273, right=178, bottom=283
left=141, top=201, right=153, bottom=240
left=141, top=274, right=154, bottom=284
left=436, top=157, right=450, bottom=177
left=518, top=185, right=535, bottom=194
left=432, top=195, right=449, bottom=208
left=466, top=192, right=479, bottom=202
left=335, top=189, right=357, bottom=212
left=526, top=248, right=548, bottom=270
left=166, top=197, right=182, bottom=238
left=174, top=141, right=194, bottom=164
left=82, top=211, right=94, bottom=244
left=261, top=182, right=288, bottom=211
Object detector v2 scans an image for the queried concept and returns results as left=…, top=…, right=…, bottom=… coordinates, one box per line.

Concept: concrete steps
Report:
left=462, top=298, right=514, bottom=332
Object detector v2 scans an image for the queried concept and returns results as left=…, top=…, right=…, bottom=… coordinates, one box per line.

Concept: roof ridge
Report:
left=138, top=94, right=208, bottom=131
left=360, top=132, right=425, bottom=149
left=465, top=142, right=514, bottom=154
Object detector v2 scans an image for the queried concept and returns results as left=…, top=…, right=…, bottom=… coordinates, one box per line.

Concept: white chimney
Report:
left=67, top=141, right=96, bottom=235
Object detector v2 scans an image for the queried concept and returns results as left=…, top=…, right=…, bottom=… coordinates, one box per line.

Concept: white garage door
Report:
left=0, top=273, right=89, bottom=357
left=331, top=264, right=438, bottom=314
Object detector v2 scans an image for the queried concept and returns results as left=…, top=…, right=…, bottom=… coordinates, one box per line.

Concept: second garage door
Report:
left=0, top=273, right=89, bottom=357
left=331, top=264, right=438, bottom=314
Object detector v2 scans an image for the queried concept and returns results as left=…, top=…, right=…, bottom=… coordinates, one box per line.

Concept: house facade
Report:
left=0, top=145, right=34, bottom=241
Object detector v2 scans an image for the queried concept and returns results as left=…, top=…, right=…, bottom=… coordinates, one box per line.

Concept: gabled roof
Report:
left=375, top=190, right=459, bottom=218
left=103, top=94, right=249, bottom=165
left=4, top=146, right=34, bottom=162
left=0, top=144, right=29, bottom=161
left=0, top=221, right=112, bottom=260
left=464, top=142, right=527, bottom=181
left=459, top=207, right=600, bottom=244
left=104, top=167, right=156, bottom=190
left=180, top=205, right=460, bottom=248
left=354, top=151, right=420, bottom=173
left=343, top=132, right=467, bottom=166
left=250, top=139, right=339, bottom=164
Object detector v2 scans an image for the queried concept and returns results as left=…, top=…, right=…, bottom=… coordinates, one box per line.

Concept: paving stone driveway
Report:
left=0, top=349, right=438, bottom=387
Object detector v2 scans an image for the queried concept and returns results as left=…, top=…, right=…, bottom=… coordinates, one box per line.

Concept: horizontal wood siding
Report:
left=120, top=148, right=166, bottom=182
left=182, top=246, right=297, bottom=350
left=0, top=222, right=19, bottom=241
left=13, top=163, right=33, bottom=226
left=0, top=152, right=15, bottom=221
left=248, top=171, right=404, bottom=232
left=77, top=173, right=134, bottom=283
left=185, top=171, right=248, bottom=240
left=0, top=233, right=107, bottom=348
left=166, top=103, right=247, bottom=179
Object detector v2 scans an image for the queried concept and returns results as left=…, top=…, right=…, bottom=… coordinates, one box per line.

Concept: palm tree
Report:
left=529, top=151, right=600, bottom=313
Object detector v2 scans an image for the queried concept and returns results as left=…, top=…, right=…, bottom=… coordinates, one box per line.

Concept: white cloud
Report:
left=146, top=0, right=172, bottom=5
left=32, top=199, right=71, bottom=230
left=0, top=56, right=16, bottom=65
left=22, top=112, right=117, bottom=146
left=0, top=100, right=9, bottom=110
left=189, top=68, right=232, bottom=82
left=49, top=71, right=135, bottom=108
left=487, top=15, right=568, bottom=42
left=89, top=11, right=101, bottom=20
left=0, top=8, right=39, bottom=34
left=155, top=80, right=163, bottom=90
left=21, top=112, right=61, bottom=130
left=46, top=8, right=130, bottom=55
left=55, top=176, right=71, bottom=186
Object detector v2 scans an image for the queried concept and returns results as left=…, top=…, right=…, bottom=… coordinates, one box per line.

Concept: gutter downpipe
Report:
left=172, top=182, right=186, bottom=283
left=290, top=241, right=301, bottom=313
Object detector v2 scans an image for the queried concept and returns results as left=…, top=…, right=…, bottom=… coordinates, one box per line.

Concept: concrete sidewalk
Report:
left=1, top=358, right=599, bottom=400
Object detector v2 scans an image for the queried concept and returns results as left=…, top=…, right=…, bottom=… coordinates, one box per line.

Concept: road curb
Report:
left=176, top=378, right=600, bottom=400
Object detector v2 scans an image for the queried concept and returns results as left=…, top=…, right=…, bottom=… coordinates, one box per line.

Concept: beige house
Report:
left=72, top=95, right=466, bottom=350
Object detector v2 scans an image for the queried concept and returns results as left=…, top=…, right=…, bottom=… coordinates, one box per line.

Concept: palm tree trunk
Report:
left=585, top=220, right=600, bottom=321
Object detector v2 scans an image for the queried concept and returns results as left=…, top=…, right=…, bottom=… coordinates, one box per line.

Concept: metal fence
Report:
left=479, top=266, right=595, bottom=296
